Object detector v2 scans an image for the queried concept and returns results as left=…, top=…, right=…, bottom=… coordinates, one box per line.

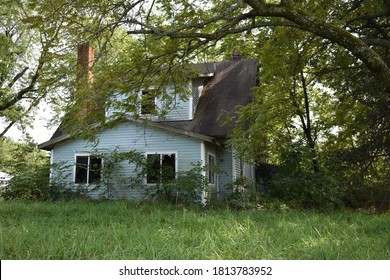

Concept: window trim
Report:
left=74, top=153, right=103, bottom=185
left=145, top=151, right=178, bottom=185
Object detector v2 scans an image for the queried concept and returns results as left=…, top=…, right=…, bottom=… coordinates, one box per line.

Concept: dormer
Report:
left=106, top=72, right=215, bottom=122
left=106, top=56, right=258, bottom=130
left=190, top=73, right=214, bottom=119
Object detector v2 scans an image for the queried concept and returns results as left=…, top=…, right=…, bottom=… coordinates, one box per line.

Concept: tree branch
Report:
left=0, top=121, right=16, bottom=139
left=243, top=0, right=390, bottom=93
left=0, top=45, right=47, bottom=112
left=361, top=38, right=390, bottom=48
left=6, top=67, right=29, bottom=89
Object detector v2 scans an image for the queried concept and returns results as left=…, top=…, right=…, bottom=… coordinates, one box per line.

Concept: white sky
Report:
left=1, top=107, right=57, bottom=144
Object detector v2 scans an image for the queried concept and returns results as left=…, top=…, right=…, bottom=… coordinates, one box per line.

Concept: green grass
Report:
left=0, top=200, right=389, bottom=259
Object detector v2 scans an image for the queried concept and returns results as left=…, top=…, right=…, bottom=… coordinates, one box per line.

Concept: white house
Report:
left=39, top=43, right=258, bottom=202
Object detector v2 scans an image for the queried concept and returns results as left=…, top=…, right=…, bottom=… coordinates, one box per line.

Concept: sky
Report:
left=1, top=106, right=57, bottom=144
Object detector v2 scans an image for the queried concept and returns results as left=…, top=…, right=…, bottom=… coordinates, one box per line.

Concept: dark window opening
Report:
left=208, top=154, right=216, bottom=185
left=75, top=155, right=102, bottom=184
left=146, top=153, right=176, bottom=184
left=89, top=156, right=102, bottom=183
left=146, top=154, right=160, bottom=184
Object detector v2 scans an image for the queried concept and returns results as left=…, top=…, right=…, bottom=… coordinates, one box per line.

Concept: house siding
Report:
left=155, top=92, right=191, bottom=121
left=218, top=150, right=234, bottom=199
left=106, top=88, right=192, bottom=122
left=232, top=152, right=254, bottom=181
left=51, top=121, right=202, bottom=200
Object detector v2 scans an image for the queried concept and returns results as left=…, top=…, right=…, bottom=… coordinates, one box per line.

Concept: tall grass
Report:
left=0, top=200, right=389, bottom=259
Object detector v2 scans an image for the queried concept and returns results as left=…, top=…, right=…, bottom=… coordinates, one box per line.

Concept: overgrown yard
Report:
left=0, top=200, right=389, bottom=259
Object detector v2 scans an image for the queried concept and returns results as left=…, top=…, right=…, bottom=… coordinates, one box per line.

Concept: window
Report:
left=146, top=153, right=176, bottom=184
left=141, top=89, right=156, bottom=114
left=208, top=154, right=216, bottom=185
left=75, top=155, right=102, bottom=184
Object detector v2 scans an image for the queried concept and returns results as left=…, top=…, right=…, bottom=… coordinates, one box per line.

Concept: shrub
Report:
left=226, top=177, right=263, bottom=210
left=1, top=162, right=85, bottom=201
left=344, top=180, right=390, bottom=212
left=268, top=171, right=344, bottom=210
left=88, top=148, right=146, bottom=199
left=146, top=162, right=223, bottom=205
left=2, top=166, right=51, bottom=201
left=146, top=162, right=203, bottom=204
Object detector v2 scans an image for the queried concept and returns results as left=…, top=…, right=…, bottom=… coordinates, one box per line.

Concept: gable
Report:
left=38, top=117, right=216, bottom=150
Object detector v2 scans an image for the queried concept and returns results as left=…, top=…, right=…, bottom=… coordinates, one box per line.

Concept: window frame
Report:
left=207, top=153, right=216, bottom=185
left=145, top=152, right=177, bottom=185
left=74, top=153, right=103, bottom=185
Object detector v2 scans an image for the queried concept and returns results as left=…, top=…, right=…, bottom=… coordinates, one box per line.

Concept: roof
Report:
left=169, top=58, right=258, bottom=137
left=39, top=58, right=258, bottom=150
left=152, top=58, right=258, bottom=138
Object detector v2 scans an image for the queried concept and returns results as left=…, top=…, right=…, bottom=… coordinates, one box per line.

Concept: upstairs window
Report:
left=146, top=153, right=176, bottom=184
left=141, top=89, right=157, bottom=115
left=75, top=155, right=102, bottom=184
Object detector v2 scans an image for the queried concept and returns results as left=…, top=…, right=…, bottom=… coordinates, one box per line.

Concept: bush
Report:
left=344, top=181, right=390, bottom=212
left=2, top=166, right=51, bottom=201
left=226, top=177, right=262, bottom=210
left=268, top=171, right=344, bottom=210
left=146, top=162, right=209, bottom=205
left=1, top=163, right=85, bottom=201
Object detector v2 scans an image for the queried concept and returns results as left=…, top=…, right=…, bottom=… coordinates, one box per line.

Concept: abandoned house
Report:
left=39, top=43, right=258, bottom=202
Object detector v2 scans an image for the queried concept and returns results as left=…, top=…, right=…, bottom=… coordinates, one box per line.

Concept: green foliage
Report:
left=77, top=147, right=147, bottom=199
left=146, top=162, right=222, bottom=205
left=0, top=137, right=78, bottom=201
left=0, top=137, right=49, bottom=175
left=1, top=161, right=85, bottom=201
left=268, top=171, right=343, bottom=210
left=1, top=165, right=50, bottom=201
left=226, top=176, right=263, bottom=210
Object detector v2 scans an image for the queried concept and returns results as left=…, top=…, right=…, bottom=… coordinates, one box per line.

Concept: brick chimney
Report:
left=77, top=42, right=94, bottom=84
left=73, top=42, right=105, bottom=124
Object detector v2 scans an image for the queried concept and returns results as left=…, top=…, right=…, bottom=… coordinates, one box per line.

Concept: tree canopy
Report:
left=1, top=0, right=389, bottom=209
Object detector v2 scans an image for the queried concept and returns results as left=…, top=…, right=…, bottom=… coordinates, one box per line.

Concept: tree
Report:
left=123, top=0, right=390, bottom=92
left=0, top=0, right=131, bottom=138
left=0, top=137, right=49, bottom=175
left=227, top=28, right=333, bottom=171
left=1, top=0, right=60, bottom=137
left=3, top=1, right=389, bottom=138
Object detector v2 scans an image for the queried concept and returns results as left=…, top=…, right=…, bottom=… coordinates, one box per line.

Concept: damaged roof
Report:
left=175, top=58, right=258, bottom=137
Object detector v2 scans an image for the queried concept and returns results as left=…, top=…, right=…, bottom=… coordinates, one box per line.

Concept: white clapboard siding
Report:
left=51, top=120, right=203, bottom=200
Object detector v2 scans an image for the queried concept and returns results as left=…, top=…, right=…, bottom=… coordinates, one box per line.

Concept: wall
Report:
left=106, top=84, right=192, bottom=121
left=51, top=120, right=203, bottom=199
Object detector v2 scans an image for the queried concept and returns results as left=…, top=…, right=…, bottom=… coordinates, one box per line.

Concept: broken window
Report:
left=75, top=155, right=102, bottom=184
left=146, top=153, right=176, bottom=184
